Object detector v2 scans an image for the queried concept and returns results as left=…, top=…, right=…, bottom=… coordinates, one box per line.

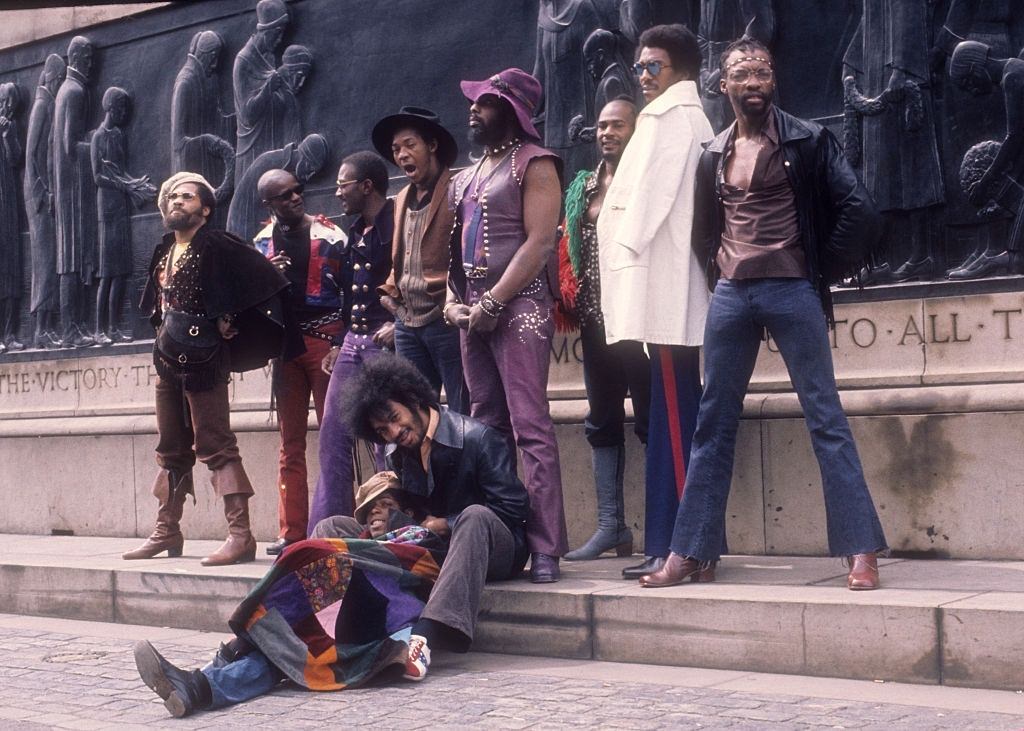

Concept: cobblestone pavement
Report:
left=0, top=617, right=1022, bottom=730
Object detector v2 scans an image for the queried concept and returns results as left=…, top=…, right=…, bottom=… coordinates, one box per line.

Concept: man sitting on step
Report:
left=316, top=353, right=530, bottom=677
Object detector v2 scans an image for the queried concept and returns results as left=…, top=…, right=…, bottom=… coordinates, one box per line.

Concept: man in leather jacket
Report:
left=641, top=39, right=888, bottom=591
left=124, top=172, right=292, bottom=567
left=314, top=353, right=529, bottom=681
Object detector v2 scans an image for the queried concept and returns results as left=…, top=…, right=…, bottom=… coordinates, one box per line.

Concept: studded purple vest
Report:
left=452, top=141, right=561, bottom=296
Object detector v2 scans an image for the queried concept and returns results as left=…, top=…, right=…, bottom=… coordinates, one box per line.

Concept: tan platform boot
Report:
left=123, top=471, right=189, bottom=560
left=201, top=493, right=256, bottom=566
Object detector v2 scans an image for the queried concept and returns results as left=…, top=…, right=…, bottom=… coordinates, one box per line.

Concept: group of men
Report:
left=125, top=22, right=892, bottom=704
left=559, top=24, right=887, bottom=589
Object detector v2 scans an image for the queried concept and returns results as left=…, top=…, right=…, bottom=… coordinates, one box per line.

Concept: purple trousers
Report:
left=308, top=330, right=386, bottom=528
left=461, top=285, right=568, bottom=557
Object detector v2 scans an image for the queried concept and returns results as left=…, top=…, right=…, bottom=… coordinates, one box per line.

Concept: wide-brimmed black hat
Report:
left=371, top=106, right=459, bottom=169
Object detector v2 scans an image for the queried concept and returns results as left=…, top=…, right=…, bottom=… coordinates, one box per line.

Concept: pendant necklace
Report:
left=468, top=139, right=520, bottom=202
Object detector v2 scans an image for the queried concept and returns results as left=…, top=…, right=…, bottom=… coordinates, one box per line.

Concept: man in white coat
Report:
left=596, top=23, right=714, bottom=579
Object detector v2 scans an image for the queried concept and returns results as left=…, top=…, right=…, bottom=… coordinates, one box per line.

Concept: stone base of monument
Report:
left=0, top=534, right=1019, bottom=691
left=1, top=283, right=1023, bottom=559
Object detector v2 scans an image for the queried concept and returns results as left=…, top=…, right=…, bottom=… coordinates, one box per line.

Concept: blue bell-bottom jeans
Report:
left=203, top=651, right=281, bottom=709
left=669, top=278, right=887, bottom=562
left=309, top=330, right=387, bottom=528
left=394, top=318, right=467, bottom=415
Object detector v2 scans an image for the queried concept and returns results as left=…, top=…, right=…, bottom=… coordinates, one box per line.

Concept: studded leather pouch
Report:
left=155, top=309, right=222, bottom=372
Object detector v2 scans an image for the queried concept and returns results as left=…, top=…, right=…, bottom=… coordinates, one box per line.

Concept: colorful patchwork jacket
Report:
left=253, top=214, right=347, bottom=310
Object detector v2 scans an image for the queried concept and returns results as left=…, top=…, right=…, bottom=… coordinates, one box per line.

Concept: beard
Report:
left=468, top=123, right=493, bottom=147
left=164, top=209, right=204, bottom=231
left=468, top=112, right=514, bottom=148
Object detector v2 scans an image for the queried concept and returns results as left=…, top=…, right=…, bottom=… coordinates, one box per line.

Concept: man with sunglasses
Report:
left=309, top=151, right=395, bottom=527
left=640, top=39, right=888, bottom=590
left=126, top=172, right=290, bottom=566
left=596, top=24, right=714, bottom=580
left=253, top=169, right=347, bottom=555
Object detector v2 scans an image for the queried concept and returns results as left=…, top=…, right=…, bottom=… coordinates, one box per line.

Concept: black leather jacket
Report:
left=140, top=225, right=299, bottom=371
left=386, top=406, right=530, bottom=573
left=693, top=106, right=883, bottom=324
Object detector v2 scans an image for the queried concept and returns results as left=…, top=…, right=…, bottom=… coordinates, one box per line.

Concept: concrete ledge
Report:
left=0, top=534, right=1020, bottom=692
left=592, top=584, right=958, bottom=684
left=114, top=570, right=259, bottom=632
left=475, top=579, right=619, bottom=660
left=940, top=591, right=1024, bottom=691
left=0, top=564, right=114, bottom=624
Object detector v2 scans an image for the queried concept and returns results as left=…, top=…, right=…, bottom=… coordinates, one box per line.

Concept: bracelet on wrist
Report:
left=478, top=291, right=506, bottom=319
left=477, top=299, right=500, bottom=318
left=442, top=302, right=454, bottom=323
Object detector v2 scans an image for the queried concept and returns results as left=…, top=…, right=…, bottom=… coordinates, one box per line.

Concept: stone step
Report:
left=0, top=534, right=1021, bottom=692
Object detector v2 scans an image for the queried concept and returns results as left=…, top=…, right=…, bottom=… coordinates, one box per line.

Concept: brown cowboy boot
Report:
left=123, top=472, right=189, bottom=560
left=846, top=553, right=880, bottom=590
left=639, top=552, right=716, bottom=588
left=201, top=493, right=257, bottom=566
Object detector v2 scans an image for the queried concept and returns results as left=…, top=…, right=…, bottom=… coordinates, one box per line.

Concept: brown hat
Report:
left=353, top=471, right=403, bottom=524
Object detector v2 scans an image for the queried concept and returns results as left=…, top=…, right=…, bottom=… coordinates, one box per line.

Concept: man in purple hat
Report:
left=444, top=68, right=568, bottom=583
left=371, top=107, right=466, bottom=415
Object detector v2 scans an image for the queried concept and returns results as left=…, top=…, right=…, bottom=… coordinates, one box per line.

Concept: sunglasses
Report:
left=335, top=178, right=364, bottom=190
left=632, top=61, right=672, bottom=77
left=163, top=191, right=198, bottom=203
left=265, top=184, right=304, bottom=203
left=727, top=68, right=774, bottom=84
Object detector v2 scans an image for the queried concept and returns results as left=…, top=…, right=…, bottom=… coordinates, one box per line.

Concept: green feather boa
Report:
left=563, top=170, right=591, bottom=280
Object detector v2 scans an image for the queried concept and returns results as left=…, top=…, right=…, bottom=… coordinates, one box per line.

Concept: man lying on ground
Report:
left=133, top=471, right=445, bottom=717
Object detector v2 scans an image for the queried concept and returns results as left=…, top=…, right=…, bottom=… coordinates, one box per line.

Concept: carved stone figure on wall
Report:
left=931, top=0, right=1021, bottom=277
left=225, top=133, right=327, bottom=242
left=171, top=30, right=236, bottom=221
left=91, top=87, right=156, bottom=345
left=278, top=44, right=312, bottom=147
left=0, top=82, right=23, bottom=355
left=842, top=0, right=945, bottom=284
left=25, top=53, right=65, bottom=351
left=569, top=29, right=639, bottom=144
left=619, top=0, right=698, bottom=45
left=233, top=0, right=290, bottom=186
left=698, top=0, right=775, bottom=132
left=534, top=0, right=616, bottom=177
left=947, top=41, right=1024, bottom=277
left=53, top=35, right=97, bottom=348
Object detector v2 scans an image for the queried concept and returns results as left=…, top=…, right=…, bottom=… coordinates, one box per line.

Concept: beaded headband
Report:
left=724, top=55, right=773, bottom=71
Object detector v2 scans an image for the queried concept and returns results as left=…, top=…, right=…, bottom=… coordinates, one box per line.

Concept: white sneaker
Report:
left=403, top=634, right=431, bottom=681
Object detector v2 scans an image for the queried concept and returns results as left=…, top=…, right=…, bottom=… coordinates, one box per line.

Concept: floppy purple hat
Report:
left=460, top=67, right=542, bottom=141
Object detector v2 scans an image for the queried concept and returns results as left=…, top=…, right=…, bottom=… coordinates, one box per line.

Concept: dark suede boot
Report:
left=134, top=640, right=212, bottom=718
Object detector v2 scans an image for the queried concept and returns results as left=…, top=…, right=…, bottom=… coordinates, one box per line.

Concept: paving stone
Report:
left=0, top=706, right=37, bottom=721
left=790, top=714, right=868, bottom=728
left=720, top=706, right=800, bottom=722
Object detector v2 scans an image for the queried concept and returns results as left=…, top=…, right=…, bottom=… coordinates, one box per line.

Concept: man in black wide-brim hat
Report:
left=372, top=106, right=467, bottom=415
